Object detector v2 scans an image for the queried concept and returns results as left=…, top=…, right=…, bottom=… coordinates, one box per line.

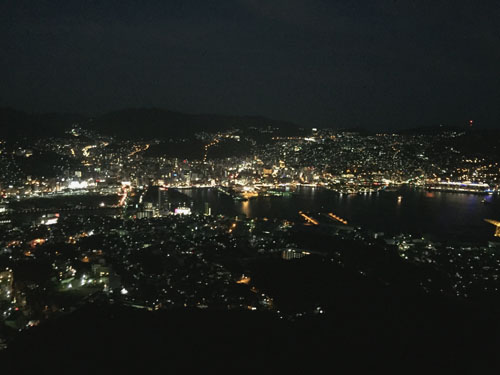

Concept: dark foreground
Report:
left=2, top=298, right=499, bottom=374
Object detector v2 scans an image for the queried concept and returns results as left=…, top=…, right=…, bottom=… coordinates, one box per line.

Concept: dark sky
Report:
left=1, top=0, right=500, bottom=129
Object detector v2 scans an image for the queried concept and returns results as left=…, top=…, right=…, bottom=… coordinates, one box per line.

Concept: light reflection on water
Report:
left=184, top=186, right=500, bottom=242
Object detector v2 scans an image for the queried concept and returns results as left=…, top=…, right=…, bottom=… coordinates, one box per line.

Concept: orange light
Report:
left=299, top=211, right=319, bottom=225
left=237, top=276, right=251, bottom=285
left=328, top=213, right=348, bottom=225
left=29, top=238, right=46, bottom=248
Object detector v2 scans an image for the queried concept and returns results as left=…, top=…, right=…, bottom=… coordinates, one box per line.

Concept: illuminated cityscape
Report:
left=2, top=0, right=500, bottom=372
left=0, top=113, right=499, bottom=371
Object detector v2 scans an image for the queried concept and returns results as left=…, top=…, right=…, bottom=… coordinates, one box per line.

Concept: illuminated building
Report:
left=204, top=202, right=211, bottom=216
left=36, top=213, right=59, bottom=226
left=282, top=249, right=310, bottom=260
left=262, top=167, right=273, bottom=177
left=158, top=187, right=169, bottom=213
left=0, top=269, right=13, bottom=301
left=175, top=207, right=191, bottom=215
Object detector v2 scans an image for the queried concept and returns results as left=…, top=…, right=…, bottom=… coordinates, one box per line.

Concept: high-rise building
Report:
left=158, top=187, right=168, bottom=211
left=0, top=268, right=13, bottom=302
left=204, top=202, right=211, bottom=216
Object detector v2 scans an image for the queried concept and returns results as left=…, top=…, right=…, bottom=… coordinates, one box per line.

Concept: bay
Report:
left=180, top=186, right=500, bottom=242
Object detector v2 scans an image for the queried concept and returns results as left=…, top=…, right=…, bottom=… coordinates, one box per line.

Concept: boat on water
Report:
left=427, top=181, right=492, bottom=194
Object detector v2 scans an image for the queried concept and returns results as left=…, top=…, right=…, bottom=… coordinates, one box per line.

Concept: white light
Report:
left=174, top=207, right=191, bottom=215
left=121, top=288, right=128, bottom=295
left=68, top=181, right=88, bottom=190
left=43, top=218, right=58, bottom=226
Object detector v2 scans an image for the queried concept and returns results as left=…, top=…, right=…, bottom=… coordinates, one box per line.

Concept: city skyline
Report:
left=2, top=1, right=500, bottom=372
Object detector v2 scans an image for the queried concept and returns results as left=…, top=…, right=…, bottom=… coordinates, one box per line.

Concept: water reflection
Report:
left=240, top=200, right=250, bottom=218
left=183, top=187, right=499, bottom=241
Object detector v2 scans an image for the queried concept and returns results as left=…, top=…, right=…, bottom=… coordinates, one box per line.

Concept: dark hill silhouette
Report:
left=3, top=252, right=500, bottom=373
left=85, top=108, right=301, bottom=139
left=2, top=296, right=498, bottom=373
left=0, top=107, right=301, bottom=140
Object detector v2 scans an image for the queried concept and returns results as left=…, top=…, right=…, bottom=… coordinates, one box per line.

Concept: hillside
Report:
left=0, top=107, right=302, bottom=140
left=85, top=108, right=301, bottom=139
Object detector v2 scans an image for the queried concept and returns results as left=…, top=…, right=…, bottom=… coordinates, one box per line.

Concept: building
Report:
left=0, top=269, right=13, bottom=301
left=36, top=213, right=59, bottom=226
left=175, top=207, right=191, bottom=215
left=282, top=249, right=310, bottom=260
left=158, top=187, right=169, bottom=213
left=204, top=202, right=211, bottom=216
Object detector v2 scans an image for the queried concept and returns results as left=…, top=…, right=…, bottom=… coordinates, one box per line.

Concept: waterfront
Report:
left=182, top=186, right=500, bottom=242
left=8, top=186, right=498, bottom=243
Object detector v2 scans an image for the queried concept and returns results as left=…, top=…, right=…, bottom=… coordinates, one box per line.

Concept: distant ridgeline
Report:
left=84, top=108, right=302, bottom=139
left=2, top=107, right=500, bottom=158
left=0, top=107, right=302, bottom=140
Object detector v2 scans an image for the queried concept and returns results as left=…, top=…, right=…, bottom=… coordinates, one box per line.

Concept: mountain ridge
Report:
left=0, top=107, right=302, bottom=140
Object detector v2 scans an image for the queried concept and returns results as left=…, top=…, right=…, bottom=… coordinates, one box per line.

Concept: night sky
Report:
left=1, top=0, right=500, bottom=129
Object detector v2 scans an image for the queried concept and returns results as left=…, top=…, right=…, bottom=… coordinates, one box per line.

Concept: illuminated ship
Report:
left=427, top=181, right=493, bottom=194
